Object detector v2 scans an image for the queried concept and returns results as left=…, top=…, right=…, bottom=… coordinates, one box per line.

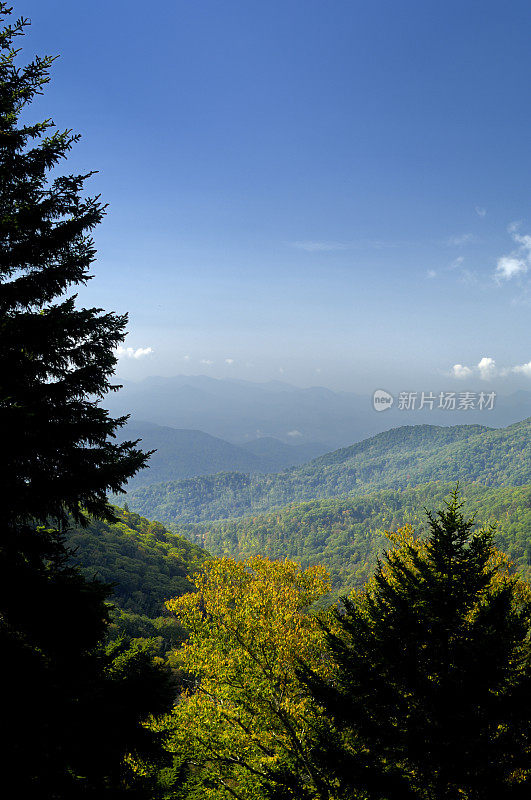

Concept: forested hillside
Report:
left=168, top=483, right=531, bottom=596
left=7, top=2, right=531, bottom=796
left=68, top=484, right=531, bottom=612
left=67, top=509, right=209, bottom=646
left=65, top=480, right=531, bottom=611
left=123, top=419, right=531, bottom=523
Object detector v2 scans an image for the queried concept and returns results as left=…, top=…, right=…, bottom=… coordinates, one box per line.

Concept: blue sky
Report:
left=19, top=0, right=531, bottom=392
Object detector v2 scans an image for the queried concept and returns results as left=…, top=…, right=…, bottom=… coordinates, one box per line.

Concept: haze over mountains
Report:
left=102, top=386, right=531, bottom=631
left=107, top=374, right=531, bottom=448
left=117, top=421, right=327, bottom=489
left=105, top=415, right=531, bottom=602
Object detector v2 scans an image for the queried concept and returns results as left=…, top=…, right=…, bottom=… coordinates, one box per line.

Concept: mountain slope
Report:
left=117, top=422, right=265, bottom=488
left=240, top=436, right=328, bottom=470
left=67, top=487, right=531, bottom=629
left=170, top=483, right=531, bottom=597
left=122, top=419, right=531, bottom=523
left=116, top=422, right=330, bottom=488
left=67, top=508, right=208, bottom=617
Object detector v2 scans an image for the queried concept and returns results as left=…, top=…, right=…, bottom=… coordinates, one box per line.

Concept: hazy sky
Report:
left=20, top=0, right=531, bottom=392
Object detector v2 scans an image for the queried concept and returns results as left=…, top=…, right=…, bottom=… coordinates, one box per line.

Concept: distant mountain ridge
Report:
left=117, top=421, right=328, bottom=489
left=122, top=418, right=531, bottom=524
left=106, top=374, right=531, bottom=447
left=239, top=436, right=327, bottom=468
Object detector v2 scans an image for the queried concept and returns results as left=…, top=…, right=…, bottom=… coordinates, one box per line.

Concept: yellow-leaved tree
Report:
left=150, top=555, right=330, bottom=800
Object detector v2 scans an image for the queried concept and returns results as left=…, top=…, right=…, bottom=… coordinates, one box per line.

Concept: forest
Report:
left=67, top=484, right=531, bottom=624
left=67, top=495, right=531, bottom=798
left=3, top=3, right=531, bottom=799
left=168, top=483, right=531, bottom=596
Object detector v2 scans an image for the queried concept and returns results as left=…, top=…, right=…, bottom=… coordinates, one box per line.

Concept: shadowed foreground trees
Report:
left=0, top=4, right=174, bottom=795
left=270, top=491, right=531, bottom=799
left=2, top=2, right=531, bottom=796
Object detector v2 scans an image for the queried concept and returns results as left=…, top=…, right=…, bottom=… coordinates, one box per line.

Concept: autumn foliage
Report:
left=152, top=556, right=330, bottom=799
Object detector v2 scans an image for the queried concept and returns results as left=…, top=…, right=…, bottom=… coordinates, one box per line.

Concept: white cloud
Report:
left=495, top=255, right=528, bottom=281
left=450, top=356, right=531, bottom=380
left=513, top=360, right=531, bottom=377
left=183, top=354, right=191, bottom=361
left=494, top=224, right=531, bottom=282
left=291, top=240, right=347, bottom=252
left=200, top=359, right=214, bottom=365
left=287, top=430, right=303, bottom=438
left=426, top=269, right=437, bottom=279
left=116, top=345, right=153, bottom=360
left=225, top=358, right=234, bottom=365
left=512, top=230, right=531, bottom=252
left=452, top=364, right=473, bottom=379
left=459, top=268, right=478, bottom=285
left=475, top=206, right=487, bottom=217
left=477, top=356, right=496, bottom=380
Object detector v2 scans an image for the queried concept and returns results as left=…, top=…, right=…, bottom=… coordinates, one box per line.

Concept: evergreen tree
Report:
left=273, top=490, right=531, bottom=799
left=0, top=6, right=146, bottom=527
left=0, top=5, right=170, bottom=795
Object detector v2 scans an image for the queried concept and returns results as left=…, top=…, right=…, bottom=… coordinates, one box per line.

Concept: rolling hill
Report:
left=116, top=421, right=328, bottom=488
left=69, top=487, right=531, bottom=617
left=169, top=483, right=531, bottom=597
left=122, top=418, right=531, bottom=524
left=117, top=422, right=264, bottom=488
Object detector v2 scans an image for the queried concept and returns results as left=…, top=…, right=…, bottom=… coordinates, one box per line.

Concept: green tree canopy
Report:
left=276, top=490, right=531, bottom=799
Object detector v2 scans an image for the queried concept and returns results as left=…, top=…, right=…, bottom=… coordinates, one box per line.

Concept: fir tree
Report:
left=0, top=6, right=147, bottom=528
left=0, top=5, right=169, bottom=795
left=273, top=490, right=531, bottom=799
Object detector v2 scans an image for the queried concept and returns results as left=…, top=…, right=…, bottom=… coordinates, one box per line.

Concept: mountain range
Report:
left=73, top=415, right=531, bottom=632
left=105, top=374, right=531, bottom=448
left=116, top=421, right=328, bottom=488
left=121, top=417, right=531, bottom=523
left=69, top=482, right=531, bottom=623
